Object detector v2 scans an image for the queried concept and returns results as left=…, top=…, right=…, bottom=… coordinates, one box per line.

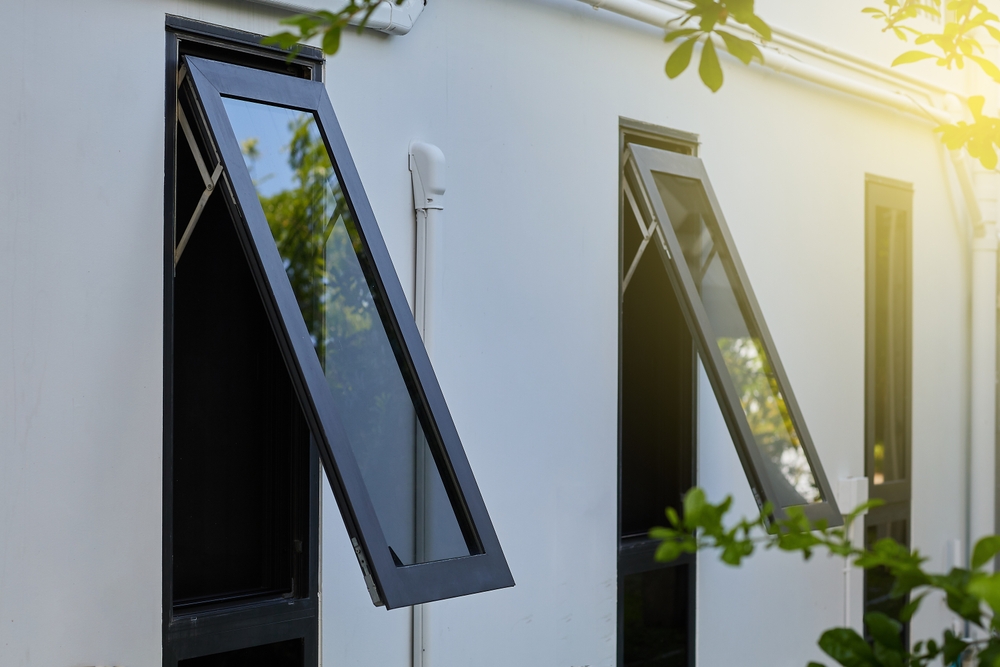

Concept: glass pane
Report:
left=623, top=566, right=689, bottom=667
left=651, top=171, right=821, bottom=506
left=222, top=97, right=469, bottom=565
left=872, top=207, right=908, bottom=485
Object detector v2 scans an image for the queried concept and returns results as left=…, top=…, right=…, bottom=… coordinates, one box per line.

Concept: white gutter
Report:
left=246, top=0, right=426, bottom=36
left=578, top=0, right=952, bottom=125
left=577, top=0, right=999, bottom=572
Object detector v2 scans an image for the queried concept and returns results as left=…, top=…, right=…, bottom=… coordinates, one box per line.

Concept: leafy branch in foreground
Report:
left=864, top=0, right=1000, bottom=169
left=865, top=0, right=1000, bottom=80
left=262, top=0, right=404, bottom=57
left=653, top=487, right=1000, bottom=666
left=662, top=0, right=771, bottom=92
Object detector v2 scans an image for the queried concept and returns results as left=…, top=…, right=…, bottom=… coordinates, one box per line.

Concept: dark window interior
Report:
left=619, top=123, right=696, bottom=667
left=863, top=177, right=912, bottom=647
left=179, top=639, right=304, bottom=667
left=622, top=566, right=690, bottom=667
left=621, top=196, right=694, bottom=538
left=164, top=18, right=323, bottom=667
left=172, top=112, right=310, bottom=607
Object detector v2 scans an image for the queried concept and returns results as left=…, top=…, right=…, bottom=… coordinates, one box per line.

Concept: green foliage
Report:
left=662, top=0, right=770, bottom=92
left=656, top=0, right=1000, bottom=169
left=652, top=487, right=1000, bottom=666
left=863, top=0, right=1000, bottom=170
left=937, top=95, right=1000, bottom=169
left=865, top=1, right=1000, bottom=79
left=262, top=0, right=405, bottom=57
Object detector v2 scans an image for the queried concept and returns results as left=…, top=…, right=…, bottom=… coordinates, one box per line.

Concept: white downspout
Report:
left=246, top=0, right=426, bottom=36
left=409, top=141, right=445, bottom=667
left=966, top=45, right=999, bottom=570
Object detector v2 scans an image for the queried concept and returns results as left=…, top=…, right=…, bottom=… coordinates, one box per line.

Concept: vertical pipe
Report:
left=968, top=44, right=999, bottom=573
left=970, top=219, right=997, bottom=565
left=409, top=142, right=446, bottom=667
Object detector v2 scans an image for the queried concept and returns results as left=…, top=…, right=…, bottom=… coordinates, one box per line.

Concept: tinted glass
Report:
left=872, top=207, right=909, bottom=485
left=651, top=172, right=821, bottom=506
left=222, top=98, right=468, bottom=565
left=623, top=566, right=689, bottom=667
left=180, top=639, right=303, bottom=667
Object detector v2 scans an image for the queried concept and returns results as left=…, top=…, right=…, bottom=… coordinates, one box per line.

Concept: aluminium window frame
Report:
left=625, top=144, right=841, bottom=526
left=617, top=119, right=698, bottom=667
left=163, top=18, right=324, bottom=667
left=181, top=55, right=513, bottom=610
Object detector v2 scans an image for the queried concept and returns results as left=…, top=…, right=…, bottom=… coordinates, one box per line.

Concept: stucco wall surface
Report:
left=0, top=0, right=978, bottom=666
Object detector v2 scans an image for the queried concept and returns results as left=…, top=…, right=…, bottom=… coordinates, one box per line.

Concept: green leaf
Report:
left=892, top=50, right=937, bottom=65
left=899, top=592, right=927, bottom=622
left=665, top=36, right=699, bottom=80
left=817, top=627, right=879, bottom=667
left=968, top=571, right=1000, bottom=611
left=682, top=486, right=711, bottom=527
left=977, top=640, right=1000, bottom=667
left=942, top=630, right=969, bottom=665
left=261, top=31, right=301, bottom=50
left=664, top=28, right=699, bottom=43
left=699, top=38, right=723, bottom=92
left=864, top=612, right=903, bottom=652
left=744, top=14, right=772, bottom=41
left=717, top=30, right=763, bottom=65
left=973, top=536, right=1000, bottom=569
left=322, top=26, right=342, bottom=55
left=969, top=54, right=1000, bottom=81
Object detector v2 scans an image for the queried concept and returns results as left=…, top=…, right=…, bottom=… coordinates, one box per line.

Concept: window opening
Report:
left=178, top=55, right=512, bottom=610
left=618, top=121, right=697, bottom=667
left=623, top=143, right=840, bottom=525
left=864, top=176, right=912, bottom=644
left=178, top=639, right=304, bottom=667
left=164, top=19, right=325, bottom=667
left=220, top=98, right=469, bottom=565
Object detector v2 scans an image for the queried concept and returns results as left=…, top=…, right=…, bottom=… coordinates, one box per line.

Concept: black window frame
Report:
left=617, top=120, right=698, bottom=667
left=863, top=174, right=913, bottom=642
left=624, top=144, right=841, bottom=526
left=163, top=18, right=325, bottom=667
left=181, top=55, right=513, bottom=610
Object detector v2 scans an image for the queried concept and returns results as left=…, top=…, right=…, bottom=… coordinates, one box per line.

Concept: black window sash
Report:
left=183, top=56, right=513, bottom=609
left=626, top=144, right=841, bottom=526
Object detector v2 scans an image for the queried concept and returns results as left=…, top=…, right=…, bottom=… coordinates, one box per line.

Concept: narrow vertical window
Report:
left=624, top=143, right=841, bottom=525
left=164, top=20, right=324, bottom=667
left=864, top=175, right=912, bottom=639
left=618, top=120, right=697, bottom=667
left=178, top=54, right=512, bottom=610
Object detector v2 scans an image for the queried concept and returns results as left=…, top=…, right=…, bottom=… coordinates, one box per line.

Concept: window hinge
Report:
left=352, top=537, right=384, bottom=607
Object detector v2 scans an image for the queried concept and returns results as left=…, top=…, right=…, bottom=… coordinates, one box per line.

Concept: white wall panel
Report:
left=0, top=0, right=977, bottom=665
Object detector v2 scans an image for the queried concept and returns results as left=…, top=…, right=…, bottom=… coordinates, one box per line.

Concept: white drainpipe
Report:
left=576, top=0, right=999, bottom=574
left=408, top=141, right=446, bottom=667
left=967, top=47, right=1000, bottom=569
left=246, top=0, right=426, bottom=36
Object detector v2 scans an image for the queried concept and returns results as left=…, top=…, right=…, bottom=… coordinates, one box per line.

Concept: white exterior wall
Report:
left=0, top=0, right=980, bottom=665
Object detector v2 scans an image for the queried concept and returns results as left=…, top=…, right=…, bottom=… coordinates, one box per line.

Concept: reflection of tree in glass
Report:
left=242, top=115, right=371, bottom=358
left=718, top=337, right=820, bottom=503
left=242, top=116, right=417, bottom=546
